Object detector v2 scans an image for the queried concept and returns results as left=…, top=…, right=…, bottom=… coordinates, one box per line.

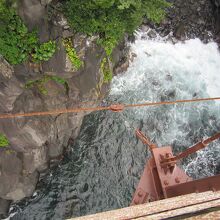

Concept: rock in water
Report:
left=174, top=23, right=186, bottom=40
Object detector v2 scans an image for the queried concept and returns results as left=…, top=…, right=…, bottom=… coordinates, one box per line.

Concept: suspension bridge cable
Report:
left=0, top=97, right=220, bottom=119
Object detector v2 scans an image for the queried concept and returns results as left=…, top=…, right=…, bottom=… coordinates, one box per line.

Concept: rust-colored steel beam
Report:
left=165, top=174, right=220, bottom=198
left=167, top=132, right=220, bottom=163
left=130, top=158, right=164, bottom=206
left=131, top=130, right=220, bottom=206
left=151, top=146, right=192, bottom=198
left=135, top=129, right=157, bottom=151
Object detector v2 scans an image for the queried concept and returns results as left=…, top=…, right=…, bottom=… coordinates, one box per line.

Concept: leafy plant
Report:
left=0, top=0, right=56, bottom=64
left=62, top=38, right=83, bottom=70
left=25, top=75, right=68, bottom=95
left=101, top=57, right=112, bottom=83
left=62, top=0, right=171, bottom=56
left=31, top=41, right=56, bottom=62
left=0, top=133, right=9, bottom=148
left=97, top=37, right=117, bottom=57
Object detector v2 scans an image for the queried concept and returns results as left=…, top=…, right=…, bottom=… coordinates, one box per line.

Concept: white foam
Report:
left=110, top=34, right=220, bottom=178
left=111, top=38, right=220, bottom=98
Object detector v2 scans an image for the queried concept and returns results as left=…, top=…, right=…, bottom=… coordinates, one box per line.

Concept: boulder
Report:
left=147, top=29, right=157, bottom=38
left=174, top=23, right=186, bottom=40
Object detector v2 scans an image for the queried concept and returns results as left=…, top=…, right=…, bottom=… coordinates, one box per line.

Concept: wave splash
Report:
left=110, top=35, right=220, bottom=178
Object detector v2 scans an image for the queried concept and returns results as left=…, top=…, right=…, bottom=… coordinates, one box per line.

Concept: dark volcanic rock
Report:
left=0, top=149, right=39, bottom=201
left=152, top=0, right=215, bottom=42
left=174, top=23, right=186, bottom=40
left=211, top=0, right=220, bottom=42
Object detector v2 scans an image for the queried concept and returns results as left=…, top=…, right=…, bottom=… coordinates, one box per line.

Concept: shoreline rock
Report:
left=143, top=0, right=217, bottom=44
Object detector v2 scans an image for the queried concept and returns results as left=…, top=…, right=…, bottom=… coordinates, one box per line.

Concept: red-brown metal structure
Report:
left=131, top=130, right=220, bottom=205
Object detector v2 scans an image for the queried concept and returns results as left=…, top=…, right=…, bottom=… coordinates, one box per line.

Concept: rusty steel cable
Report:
left=171, top=132, right=220, bottom=162
left=0, top=97, right=220, bottom=119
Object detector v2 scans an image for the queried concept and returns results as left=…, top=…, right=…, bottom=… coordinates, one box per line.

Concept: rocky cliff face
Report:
left=145, top=0, right=215, bottom=42
left=139, top=0, right=220, bottom=45
left=0, top=0, right=128, bottom=217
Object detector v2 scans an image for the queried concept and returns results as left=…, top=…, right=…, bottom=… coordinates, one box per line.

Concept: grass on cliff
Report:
left=62, top=0, right=171, bottom=56
left=0, top=133, right=9, bottom=148
left=101, top=57, right=112, bottom=83
left=62, top=38, right=83, bottom=70
left=25, top=75, right=68, bottom=95
left=0, top=0, right=56, bottom=64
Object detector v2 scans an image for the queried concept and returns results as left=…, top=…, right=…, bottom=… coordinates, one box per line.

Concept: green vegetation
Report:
left=63, top=0, right=170, bottom=56
left=0, top=0, right=56, bottom=64
left=0, top=133, right=9, bottom=148
left=62, top=38, right=83, bottom=70
left=5, top=149, right=15, bottom=154
left=97, top=37, right=117, bottom=57
left=31, top=41, right=56, bottom=63
left=101, top=57, right=112, bottom=83
left=25, top=75, right=68, bottom=95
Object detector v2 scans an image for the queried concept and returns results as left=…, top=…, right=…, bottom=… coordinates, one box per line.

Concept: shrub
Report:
left=62, top=0, right=171, bottom=55
left=97, top=37, right=117, bottom=57
left=0, top=133, right=9, bottom=147
left=62, top=38, right=83, bottom=70
left=0, top=0, right=56, bottom=64
left=31, top=41, right=56, bottom=63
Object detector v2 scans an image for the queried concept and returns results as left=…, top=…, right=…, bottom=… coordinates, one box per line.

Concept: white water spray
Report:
left=110, top=32, right=220, bottom=178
